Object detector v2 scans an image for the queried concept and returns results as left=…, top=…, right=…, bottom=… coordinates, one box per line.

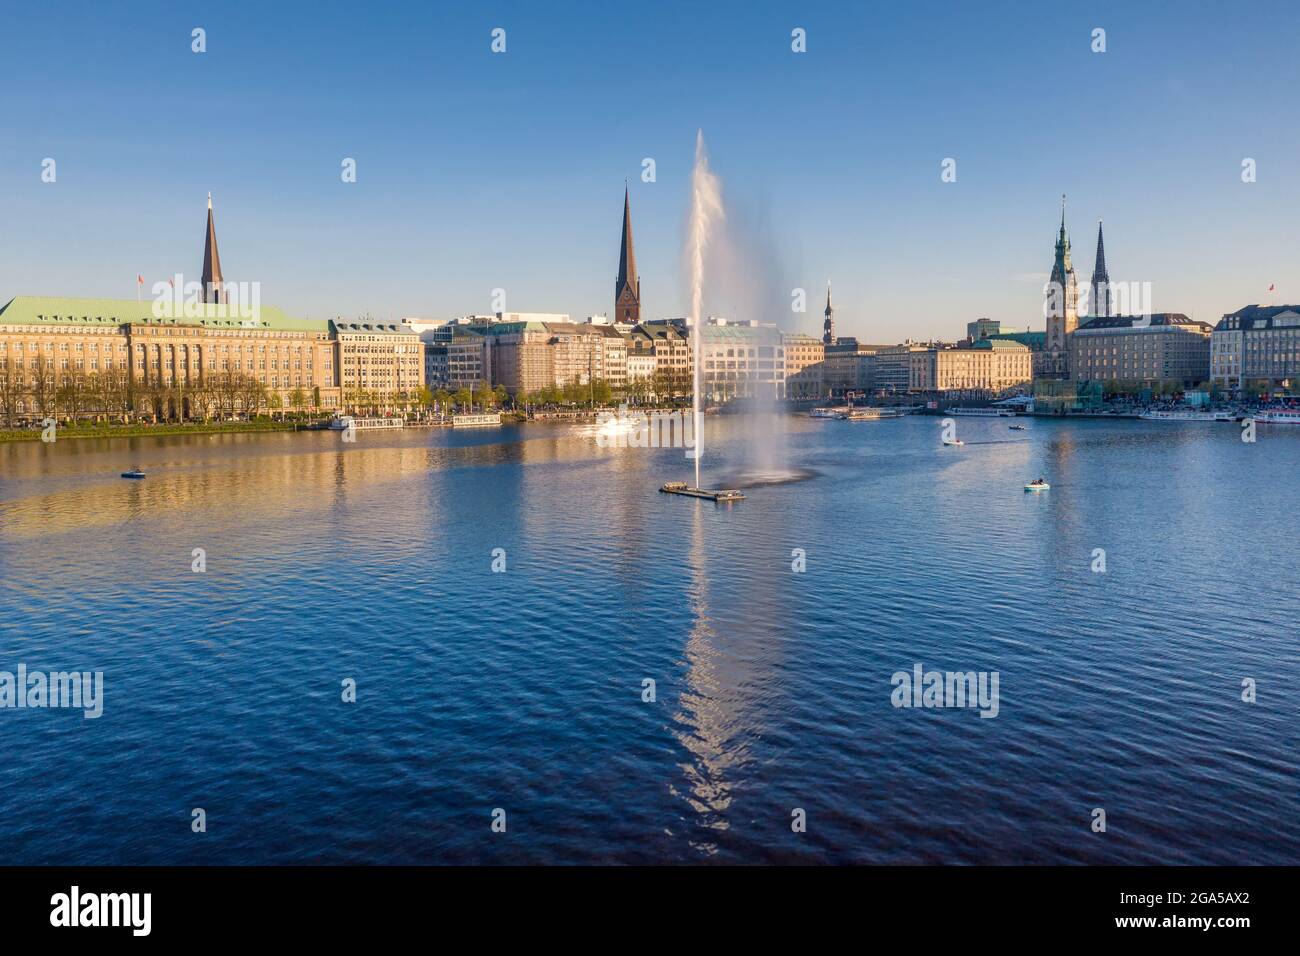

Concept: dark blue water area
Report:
left=1, top=415, right=1297, bottom=863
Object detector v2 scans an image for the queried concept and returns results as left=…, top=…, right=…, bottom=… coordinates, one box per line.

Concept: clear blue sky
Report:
left=3, top=0, right=1298, bottom=341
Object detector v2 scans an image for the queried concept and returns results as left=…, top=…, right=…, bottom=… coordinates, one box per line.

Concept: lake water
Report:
left=1, top=414, right=1297, bottom=864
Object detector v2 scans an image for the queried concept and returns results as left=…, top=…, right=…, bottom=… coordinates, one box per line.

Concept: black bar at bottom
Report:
left=0, top=865, right=1278, bottom=940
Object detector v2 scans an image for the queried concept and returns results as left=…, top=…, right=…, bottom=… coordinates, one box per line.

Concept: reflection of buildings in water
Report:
left=0, top=432, right=460, bottom=540
left=670, top=498, right=794, bottom=854
left=670, top=504, right=737, bottom=851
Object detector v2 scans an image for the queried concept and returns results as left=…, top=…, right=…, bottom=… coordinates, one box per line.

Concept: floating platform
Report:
left=659, top=481, right=745, bottom=502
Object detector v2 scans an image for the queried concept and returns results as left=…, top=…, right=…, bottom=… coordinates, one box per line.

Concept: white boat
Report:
left=1139, top=410, right=1235, bottom=422
left=452, top=413, right=502, bottom=428
left=1009, top=424, right=1026, bottom=430
left=1252, top=408, right=1300, bottom=424
left=945, top=407, right=1016, bottom=417
left=942, top=438, right=964, bottom=446
left=1024, top=480, right=1050, bottom=492
left=810, top=406, right=848, bottom=419
left=329, top=414, right=404, bottom=430
left=838, top=408, right=904, bottom=421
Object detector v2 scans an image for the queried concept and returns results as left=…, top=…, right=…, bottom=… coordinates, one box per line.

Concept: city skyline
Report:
left=3, top=1, right=1299, bottom=340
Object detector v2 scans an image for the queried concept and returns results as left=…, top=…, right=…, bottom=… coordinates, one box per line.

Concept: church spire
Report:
left=1090, top=220, right=1111, bottom=317
left=202, top=192, right=225, bottom=304
left=614, top=185, right=641, bottom=324
left=822, top=281, right=835, bottom=345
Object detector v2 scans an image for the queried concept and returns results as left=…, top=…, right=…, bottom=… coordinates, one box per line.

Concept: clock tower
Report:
left=1045, top=195, right=1078, bottom=379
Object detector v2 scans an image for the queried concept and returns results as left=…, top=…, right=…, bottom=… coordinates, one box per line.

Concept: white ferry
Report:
left=328, top=415, right=404, bottom=431
left=944, top=407, right=1016, bottom=417
left=1252, top=408, right=1300, bottom=425
left=1139, top=410, right=1235, bottom=422
left=810, top=406, right=849, bottom=419
left=838, top=408, right=904, bottom=421
left=452, top=413, right=503, bottom=428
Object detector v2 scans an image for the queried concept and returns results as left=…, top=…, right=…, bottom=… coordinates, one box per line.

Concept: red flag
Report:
left=1268, top=284, right=1275, bottom=292
left=137, top=274, right=144, bottom=285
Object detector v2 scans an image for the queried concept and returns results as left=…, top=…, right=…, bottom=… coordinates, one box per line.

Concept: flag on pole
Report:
left=1268, top=283, right=1275, bottom=292
left=137, top=274, right=144, bottom=301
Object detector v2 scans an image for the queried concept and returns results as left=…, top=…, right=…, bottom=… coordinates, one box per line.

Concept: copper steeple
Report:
left=1090, top=220, right=1110, bottom=317
left=202, top=192, right=225, bottom=304
left=614, top=185, right=640, bottom=324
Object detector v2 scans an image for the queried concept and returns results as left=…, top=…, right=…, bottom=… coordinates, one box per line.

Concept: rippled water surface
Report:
left=1, top=414, right=1297, bottom=864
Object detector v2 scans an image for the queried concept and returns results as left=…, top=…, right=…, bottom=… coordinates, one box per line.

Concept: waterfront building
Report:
left=424, top=343, right=449, bottom=388
left=423, top=330, right=487, bottom=390
left=700, top=319, right=786, bottom=401
left=628, top=321, right=692, bottom=398
left=0, top=295, right=341, bottom=422
left=1070, top=313, right=1211, bottom=389
left=614, top=187, right=641, bottom=325
left=1211, top=305, right=1300, bottom=393
left=331, top=319, right=423, bottom=407
left=907, top=339, right=1032, bottom=394
left=989, top=330, right=1049, bottom=379
left=481, top=320, right=625, bottom=396
left=782, top=332, right=826, bottom=399
left=480, top=321, right=550, bottom=395
left=625, top=350, right=656, bottom=384
left=1090, top=221, right=1111, bottom=317
left=871, top=343, right=932, bottom=393
left=1044, top=197, right=1079, bottom=379
left=823, top=338, right=891, bottom=397
left=823, top=283, right=835, bottom=345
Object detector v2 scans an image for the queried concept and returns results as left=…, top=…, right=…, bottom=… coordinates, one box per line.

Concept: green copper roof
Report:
left=0, top=296, right=329, bottom=332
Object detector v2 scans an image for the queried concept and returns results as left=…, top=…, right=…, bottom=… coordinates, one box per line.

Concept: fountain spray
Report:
left=688, top=130, right=723, bottom=488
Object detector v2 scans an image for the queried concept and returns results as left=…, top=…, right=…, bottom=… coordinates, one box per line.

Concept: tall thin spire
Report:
left=202, top=193, right=224, bottom=304
left=823, top=281, right=835, bottom=345
left=1090, top=219, right=1111, bottom=317
left=614, top=185, right=640, bottom=324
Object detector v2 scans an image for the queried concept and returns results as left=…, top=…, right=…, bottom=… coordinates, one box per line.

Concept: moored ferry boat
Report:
left=1139, top=409, right=1235, bottom=422
left=944, top=407, right=1016, bottom=417
left=328, top=414, right=404, bottom=430
left=452, top=413, right=503, bottom=428
left=810, top=406, right=849, bottom=419
left=838, top=407, right=904, bottom=421
left=1252, top=408, right=1300, bottom=424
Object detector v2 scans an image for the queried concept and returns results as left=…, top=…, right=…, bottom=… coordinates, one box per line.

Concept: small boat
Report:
left=1024, top=479, right=1050, bottom=492
left=120, top=470, right=146, bottom=479
left=942, top=438, right=964, bottom=447
left=1009, top=424, right=1026, bottom=430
